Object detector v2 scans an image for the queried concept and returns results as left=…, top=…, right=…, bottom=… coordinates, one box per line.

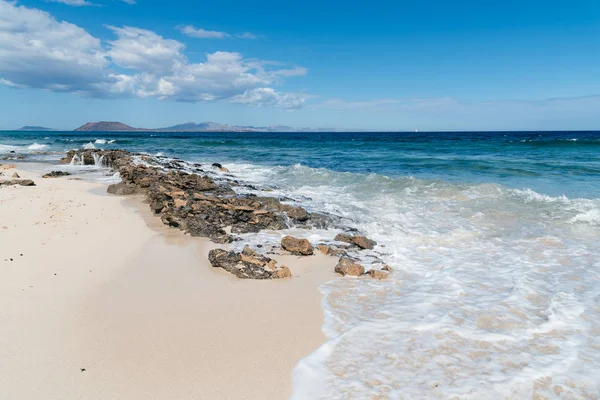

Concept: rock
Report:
left=382, top=265, right=393, bottom=272
left=334, top=258, right=365, bottom=276
left=173, top=198, right=187, bottom=208
left=274, top=266, right=292, bottom=279
left=242, top=245, right=258, bottom=257
left=11, top=172, right=20, bottom=178
left=282, top=205, right=309, bottom=222
left=212, top=163, right=230, bottom=173
left=334, top=233, right=377, bottom=250
left=107, top=182, right=137, bottom=196
left=208, top=248, right=291, bottom=279
left=353, top=235, right=377, bottom=250
left=367, top=270, right=389, bottom=279
left=281, top=236, right=314, bottom=256
left=334, top=233, right=355, bottom=244
left=18, top=179, right=35, bottom=187
left=317, top=244, right=330, bottom=254
left=211, top=235, right=238, bottom=244
left=42, top=171, right=71, bottom=178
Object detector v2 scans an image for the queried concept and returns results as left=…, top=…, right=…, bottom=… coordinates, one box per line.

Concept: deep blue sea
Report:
left=2, top=130, right=600, bottom=398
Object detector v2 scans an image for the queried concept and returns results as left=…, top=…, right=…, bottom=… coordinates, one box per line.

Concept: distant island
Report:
left=17, top=126, right=55, bottom=131
left=73, top=121, right=358, bottom=133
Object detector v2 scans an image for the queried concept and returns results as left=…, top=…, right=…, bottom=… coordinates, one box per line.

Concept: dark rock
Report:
left=281, top=236, right=314, bottom=256
left=42, top=171, right=72, bottom=178
left=208, top=248, right=291, bottom=279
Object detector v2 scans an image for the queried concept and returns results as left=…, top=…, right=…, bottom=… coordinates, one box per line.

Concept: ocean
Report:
left=2, top=130, right=600, bottom=398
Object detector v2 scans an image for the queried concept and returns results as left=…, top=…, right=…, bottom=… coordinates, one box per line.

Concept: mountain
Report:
left=17, top=126, right=55, bottom=131
left=74, top=122, right=142, bottom=132
left=72, top=120, right=362, bottom=132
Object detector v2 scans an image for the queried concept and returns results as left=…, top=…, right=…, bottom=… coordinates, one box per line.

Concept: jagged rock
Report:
left=212, top=163, right=230, bottom=173
left=11, top=172, right=20, bottom=178
left=208, top=248, right=291, bottom=279
left=42, top=171, right=71, bottom=178
left=334, top=258, right=365, bottom=276
left=242, top=245, right=258, bottom=257
left=366, top=270, right=389, bottom=279
left=281, top=236, right=314, bottom=256
left=107, top=182, right=137, bottom=195
left=353, top=235, right=377, bottom=250
left=382, top=265, right=393, bottom=272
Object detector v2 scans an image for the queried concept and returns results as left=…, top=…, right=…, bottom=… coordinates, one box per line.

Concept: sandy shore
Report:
left=0, top=165, right=337, bottom=399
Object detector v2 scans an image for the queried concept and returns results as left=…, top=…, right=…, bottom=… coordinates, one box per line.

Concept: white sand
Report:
left=0, top=165, right=337, bottom=399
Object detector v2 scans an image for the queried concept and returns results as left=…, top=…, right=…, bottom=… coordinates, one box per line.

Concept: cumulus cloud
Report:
left=0, top=0, right=307, bottom=108
left=0, top=0, right=109, bottom=92
left=178, top=25, right=258, bottom=40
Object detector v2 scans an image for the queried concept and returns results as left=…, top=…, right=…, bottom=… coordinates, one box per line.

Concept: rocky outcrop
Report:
left=42, top=171, right=71, bottom=178
left=0, top=179, right=35, bottom=187
left=334, top=233, right=377, bottom=250
left=281, top=236, right=314, bottom=256
left=334, top=258, right=365, bottom=276
left=208, top=248, right=291, bottom=279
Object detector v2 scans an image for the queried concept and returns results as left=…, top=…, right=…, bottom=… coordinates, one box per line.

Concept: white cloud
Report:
left=107, top=26, right=185, bottom=73
left=0, top=1, right=306, bottom=108
left=179, top=26, right=228, bottom=39
left=179, top=25, right=258, bottom=40
left=121, top=0, right=136, bottom=4
left=0, top=0, right=109, bottom=93
left=231, top=88, right=308, bottom=109
left=46, top=0, right=95, bottom=6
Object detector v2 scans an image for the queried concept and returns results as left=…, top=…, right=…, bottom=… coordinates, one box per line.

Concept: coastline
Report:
left=0, top=164, right=337, bottom=399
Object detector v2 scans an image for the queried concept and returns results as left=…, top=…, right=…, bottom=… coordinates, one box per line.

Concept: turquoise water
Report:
left=1, top=130, right=599, bottom=198
left=2, top=130, right=600, bottom=398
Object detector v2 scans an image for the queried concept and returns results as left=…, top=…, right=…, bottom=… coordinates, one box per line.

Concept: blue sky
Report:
left=0, top=0, right=599, bottom=130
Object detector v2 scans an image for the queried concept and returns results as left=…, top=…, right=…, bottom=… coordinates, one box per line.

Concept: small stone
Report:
left=11, top=172, right=20, bottom=178
left=274, top=266, right=292, bottom=279
left=382, top=265, right=393, bottom=272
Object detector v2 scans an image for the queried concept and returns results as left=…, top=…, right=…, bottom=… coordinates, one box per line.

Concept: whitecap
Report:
left=82, top=142, right=96, bottom=150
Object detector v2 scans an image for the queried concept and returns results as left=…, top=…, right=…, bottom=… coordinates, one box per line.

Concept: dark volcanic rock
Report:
left=208, top=248, right=291, bottom=279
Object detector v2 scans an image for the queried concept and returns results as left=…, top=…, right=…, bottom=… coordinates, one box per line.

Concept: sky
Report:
left=0, top=0, right=599, bottom=131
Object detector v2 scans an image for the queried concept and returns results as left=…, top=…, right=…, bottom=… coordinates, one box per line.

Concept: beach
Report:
left=0, top=164, right=337, bottom=399
left=1, top=131, right=599, bottom=399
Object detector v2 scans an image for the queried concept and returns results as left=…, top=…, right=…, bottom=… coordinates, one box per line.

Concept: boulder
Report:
left=382, top=265, right=393, bottom=272
left=353, top=235, right=377, bottom=250
left=208, top=248, right=291, bottom=279
left=334, top=258, right=365, bottom=276
left=281, top=236, right=314, bottom=256
left=18, top=179, right=35, bottom=187
left=11, top=172, right=20, bottom=178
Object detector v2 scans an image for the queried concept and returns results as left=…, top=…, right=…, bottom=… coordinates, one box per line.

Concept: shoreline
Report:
left=0, top=163, right=337, bottom=399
